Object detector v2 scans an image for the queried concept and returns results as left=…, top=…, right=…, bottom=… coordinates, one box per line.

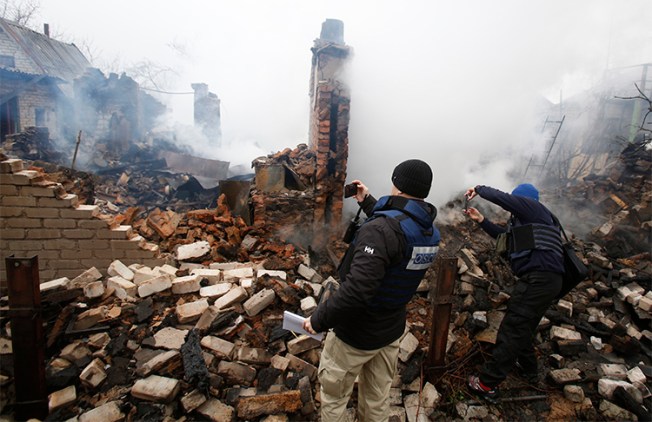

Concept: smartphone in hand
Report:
left=344, top=183, right=357, bottom=198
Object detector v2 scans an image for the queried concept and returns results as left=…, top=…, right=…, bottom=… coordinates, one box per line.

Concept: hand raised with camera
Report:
left=351, top=180, right=369, bottom=202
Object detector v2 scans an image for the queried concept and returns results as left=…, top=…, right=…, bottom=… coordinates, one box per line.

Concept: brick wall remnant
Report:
left=308, top=19, right=351, bottom=250
left=249, top=20, right=352, bottom=254
left=191, top=83, right=222, bottom=145
left=0, top=158, right=164, bottom=285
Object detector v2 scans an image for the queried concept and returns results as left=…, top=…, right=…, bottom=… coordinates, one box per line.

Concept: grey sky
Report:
left=36, top=0, right=652, bottom=208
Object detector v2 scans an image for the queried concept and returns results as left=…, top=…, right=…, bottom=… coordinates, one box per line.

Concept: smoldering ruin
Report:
left=1, top=15, right=651, bottom=422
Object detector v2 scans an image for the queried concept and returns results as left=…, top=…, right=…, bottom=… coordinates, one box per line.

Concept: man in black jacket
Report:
left=303, top=159, right=440, bottom=422
left=464, top=183, right=564, bottom=403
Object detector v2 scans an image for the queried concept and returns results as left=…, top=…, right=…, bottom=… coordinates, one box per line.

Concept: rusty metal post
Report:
left=6, top=255, right=48, bottom=420
left=425, top=256, right=457, bottom=386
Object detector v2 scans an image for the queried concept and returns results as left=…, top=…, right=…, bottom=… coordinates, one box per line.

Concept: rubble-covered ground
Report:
left=0, top=135, right=651, bottom=422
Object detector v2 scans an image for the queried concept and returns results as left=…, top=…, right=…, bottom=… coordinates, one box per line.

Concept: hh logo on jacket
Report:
left=363, top=246, right=374, bottom=254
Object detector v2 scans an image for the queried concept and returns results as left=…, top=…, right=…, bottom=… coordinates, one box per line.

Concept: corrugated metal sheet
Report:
left=0, top=17, right=90, bottom=80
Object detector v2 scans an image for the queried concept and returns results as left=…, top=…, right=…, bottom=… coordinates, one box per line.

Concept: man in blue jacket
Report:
left=464, top=183, right=564, bottom=403
left=303, top=159, right=440, bottom=422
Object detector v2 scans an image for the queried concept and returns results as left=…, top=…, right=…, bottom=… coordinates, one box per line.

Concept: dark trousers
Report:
left=480, top=271, right=562, bottom=387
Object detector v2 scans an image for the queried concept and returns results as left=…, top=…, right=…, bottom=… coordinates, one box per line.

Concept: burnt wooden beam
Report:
left=5, top=255, right=48, bottom=420
left=425, top=256, right=457, bottom=386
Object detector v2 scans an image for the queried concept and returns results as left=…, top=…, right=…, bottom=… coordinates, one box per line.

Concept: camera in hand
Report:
left=344, top=183, right=357, bottom=198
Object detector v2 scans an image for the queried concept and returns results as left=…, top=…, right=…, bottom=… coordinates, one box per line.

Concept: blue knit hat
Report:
left=511, top=183, right=539, bottom=201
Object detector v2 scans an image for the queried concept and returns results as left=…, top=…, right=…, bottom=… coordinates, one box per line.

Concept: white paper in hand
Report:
left=282, top=311, right=324, bottom=341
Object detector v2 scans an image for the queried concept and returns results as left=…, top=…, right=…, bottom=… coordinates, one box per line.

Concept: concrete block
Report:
left=70, top=266, right=102, bottom=286
left=398, top=332, right=419, bottom=363
left=176, top=241, right=211, bottom=261
left=285, top=354, right=317, bottom=381
left=2, top=195, right=37, bottom=207
left=217, top=361, right=257, bottom=386
left=201, top=335, right=235, bottom=359
left=133, top=267, right=158, bottom=285
left=627, top=366, right=647, bottom=386
left=83, top=281, right=105, bottom=299
left=270, top=355, right=290, bottom=372
left=214, top=286, right=248, bottom=310
left=556, top=299, right=573, bottom=317
left=597, top=378, right=643, bottom=403
left=7, top=217, right=42, bottom=228
left=598, top=363, right=628, bottom=380
left=138, top=274, right=172, bottom=297
left=48, top=385, right=76, bottom=411
left=300, top=296, right=317, bottom=314
left=236, top=347, right=273, bottom=365
left=131, top=375, right=180, bottom=403
left=62, top=204, right=99, bottom=219
left=243, top=288, right=275, bottom=316
left=240, top=278, right=254, bottom=290
left=638, top=296, right=652, bottom=313
left=191, top=268, right=222, bottom=284
left=136, top=350, right=181, bottom=377
left=171, top=274, right=201, bottom=294
left=78, top=400, right=124, bottom=422
left=286, top=335, right=321, bottom=356
left=79, top=358, right=107, bottom=388
left=550, top=326, right=582, bottom=341
left=156, top=264, right=179, bottom=276
left=98, top=225, right=132, bottom=239
left=195, top=306, right=220, bottom=332
left=153, top=327, right=189, bottom=350
left=223, top=266, right=255, bottom=282
left=176, top=298, right=210, bottom=324
left=40, top=193, right=79, bottom=208
left=74, top=306, right=107, bottom=330
left=21, top=185, right=57, bottom=197
left=548, top=368, right=583, bottom=385
left=40, top=277, right=70, bottom=292
left=180, top=389, right=207, bottom=413
left=0, top=169, right=40, bottom=184
left=25, top=229, right=62, bottom=239
left=60, top=341, right=92, bottom=366
left=197, top=398, right=235, bottom=422
left=107, top=259, right=134, bottom=280
left=43, top=218, right=77, bottom=229
left=0, top=158, right=23, bottom=173
left=107, top=276, right=137, bottom=297
left=297, top=264, right=316, bottom=281
left=200, top=283, right=231, bottom=298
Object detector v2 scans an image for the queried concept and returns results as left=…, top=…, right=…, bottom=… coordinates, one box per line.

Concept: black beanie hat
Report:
left=391, top=159, right=432, bottom=198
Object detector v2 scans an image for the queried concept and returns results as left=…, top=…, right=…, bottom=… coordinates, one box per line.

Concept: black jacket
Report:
left=475, top=185, right=564, bottom=276
left=310, top=194, right=438, bottom=350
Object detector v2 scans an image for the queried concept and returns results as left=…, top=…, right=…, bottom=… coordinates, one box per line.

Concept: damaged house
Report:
left=0, top=18, right=89, bottom=145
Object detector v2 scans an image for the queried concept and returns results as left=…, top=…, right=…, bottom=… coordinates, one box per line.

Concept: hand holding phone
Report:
left=344, top=183, right=357, bottom=198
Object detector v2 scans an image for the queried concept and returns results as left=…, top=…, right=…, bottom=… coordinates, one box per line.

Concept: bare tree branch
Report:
left=615, top=82, right=652, bottom=133
left=0, top=0, right=41, bottom=29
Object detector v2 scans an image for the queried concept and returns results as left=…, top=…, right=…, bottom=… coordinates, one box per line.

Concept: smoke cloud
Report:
left=38, top=0, right=651, bottom=212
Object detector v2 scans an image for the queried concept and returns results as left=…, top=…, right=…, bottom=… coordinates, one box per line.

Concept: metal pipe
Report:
left=6, top=255, right=48, bottom=420
left=425, top=256, right=457, bottom=386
